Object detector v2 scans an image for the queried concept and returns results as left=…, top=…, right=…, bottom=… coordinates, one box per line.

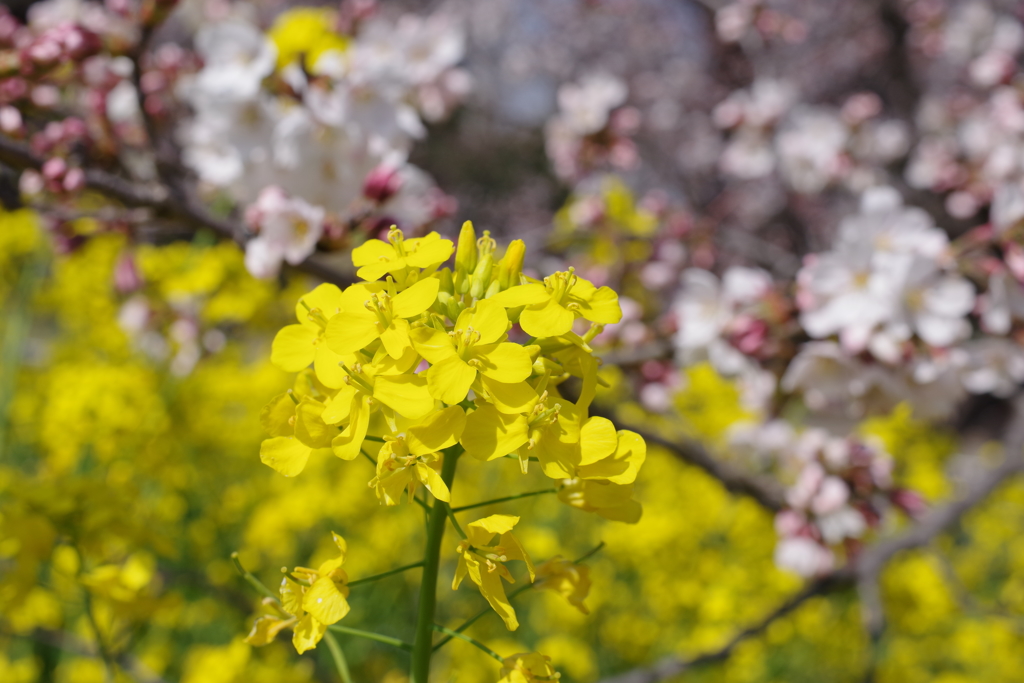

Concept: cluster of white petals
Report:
left=715, top=81, right=908, bottom=193
left=176, top=8, right=467, bottom=278
left=545, top=73, right=637, bottom=181
left=730, top=420, right=899, bottom=577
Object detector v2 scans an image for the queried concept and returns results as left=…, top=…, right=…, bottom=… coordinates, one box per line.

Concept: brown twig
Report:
left=596, top=399, right=1024, bottom=683
left=0, top=134, right=353, bottom=286
left=598, top=574, right=842, bottom=683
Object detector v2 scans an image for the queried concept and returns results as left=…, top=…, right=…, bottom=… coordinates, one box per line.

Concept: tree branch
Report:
left=0, top=134, right=353, bottom=286
left=596, top=397, right=1024, bottom=683
left=598, top=574, right=842, bottom=683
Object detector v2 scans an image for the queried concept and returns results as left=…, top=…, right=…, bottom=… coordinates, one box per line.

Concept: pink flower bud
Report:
left=0, top=14, right=19, bottom=47
left=105, top=0, right=132, bottom=15
left=0, top=76, right=27, bottom=101
left=113, top=253, right=143, bottom=293
left=154, top=43, right=185, bottom=70
left=640, top=360, right=668, bottom=381
left=26, top=38, right=61, bottom=67
left=41, top=156, right=67, bottom=181
left=62, top=167, right=85, bottom=193
left=140, top=70, right=167, bottom=94
left=62, top=117, right=87, bottom=140
left=30, top=84, right=60, bottom=108
left=64, top=28, right=102, bottom=61
left=363, top=164, right=402, bottom=203
left=0, top=104, right=21, bottom=133
left=891, top=489, right=927, bottom=519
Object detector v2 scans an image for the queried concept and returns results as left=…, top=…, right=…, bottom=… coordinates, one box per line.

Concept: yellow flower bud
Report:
left=454, top=221, right=478, bottom=276
left=497, top=239, right=526, bottom=290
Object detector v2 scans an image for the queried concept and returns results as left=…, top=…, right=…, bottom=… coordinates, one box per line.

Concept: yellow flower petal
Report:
left=374, top=465, right=413, bottom=506
left=324, top=308, right=380, bottom=355
left=260, top=437, right=312, bottom=477
left=410, top=326, right=458, bottom=364
left=477, top=376, right=538, bottom=414
left=473, top=560, right=519, bottom=631
left=469, top=514, right=520, bottom=537
left=351, top=239, right=394, bottom=268
left=302, top=576, right=351, bottom=625
left=578, top=430, right=647, bottom=484
left=332, top=399, right=370, bottom=460
left=499, top=531, right=535, bottom=582
left=245, top=615, right=292, bottom=646
left=321, top=384, right=356, bottom=425
left=294, top=397, right=334, bottom=448
left=426, top=356, right=477, bottom=405
left=372, top=344, right=422, bottom=374
left=456, top=299, right=509, bottom=345
left=578, top=285, right=622, bottom=324
left=280, top=577, right=304, bottom=616
left=415, top=462, right=451, bottom=502
left=313, top=346, right=351, bottom=389
left=519, top=299, right=575, bottom=337
left=296, top=283, right=343, bottom=326
left=271, top=324, right=317, bottom=372
left=373, top=374, right=435, bottom=419
left=404, top=233, right=454, bottom=268
left=260, top=392, right=296, bottom=437
left=578, top=416, right=617, bottom=466
left=461, top=404, right=529, bottom=461
left=406, top=405, right=466, bottom=454
left=533, top=427, right=578, bottom=479
left=474, top=342, right=533, bottom=383
left=487, top=283, right=549, bottom=307
left=391, top=276, right=440, bottom=318
left=292, top=613, right=327, bottom=654
left=380, top=317, right=412, bottom=359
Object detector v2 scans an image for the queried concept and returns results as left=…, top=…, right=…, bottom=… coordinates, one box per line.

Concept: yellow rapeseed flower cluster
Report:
left=261, top=223, right=645, bottom=518
left=255, top=222, right=648, bottom=672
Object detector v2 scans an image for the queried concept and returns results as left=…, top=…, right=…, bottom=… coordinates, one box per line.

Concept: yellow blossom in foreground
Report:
left=497, top=652, right=561, bottom=683
left=533, top=557, right=592, bottom=615
left=325, top=277, right=439, bottom=358
left=271, top=283, right=353, bottom=388
left=247, top=532, right=351, bottom=654
left=411, top=299, right=533, bottom=405
left=454, top=515, right=535, bottom=630
left=488, top=269, right=621, bottom=338
left=370, top=406, right=466, bottom=505
left=351, top=229, right=454, bottom=283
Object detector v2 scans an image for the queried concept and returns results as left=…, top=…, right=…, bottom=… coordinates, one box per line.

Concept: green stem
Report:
left=409, top=444, right=461, bottom=683
left=323, top=631, right=354, bottom=683
left=327, top=624, right=413, bottom=651
left=348, top=562, right=423, bottom=588
left=0, top=250, right=44, bottom=458
left=444, top=502, right=468, bottom=540
left=230, top=553, right=277, bottom=600
left=430, top=624, right=503, bottom=662
left=451, top=489, right=557, bottom=513
left=574, top=541, right=605, bottom=564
